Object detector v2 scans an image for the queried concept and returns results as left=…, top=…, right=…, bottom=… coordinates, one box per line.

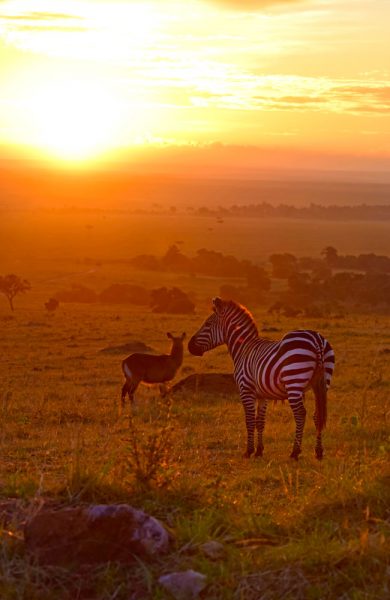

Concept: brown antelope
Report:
left=120, top=332, right=186, bottom=413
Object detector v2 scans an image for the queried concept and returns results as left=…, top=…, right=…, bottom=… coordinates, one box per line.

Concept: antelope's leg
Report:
left=119, top=382, right=128, bottom=416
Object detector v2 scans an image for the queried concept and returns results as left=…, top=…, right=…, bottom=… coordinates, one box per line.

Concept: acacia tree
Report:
left=0, top=274, right=31, bottom=311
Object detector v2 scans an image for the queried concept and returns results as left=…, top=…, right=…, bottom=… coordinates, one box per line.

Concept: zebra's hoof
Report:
left=243, top=450, right=254, bottom=459
left=315, top=449, right=324, bottom=460
left=290, top=448, right=301, bottom=460
left=255, top=448, right=264, bottom=458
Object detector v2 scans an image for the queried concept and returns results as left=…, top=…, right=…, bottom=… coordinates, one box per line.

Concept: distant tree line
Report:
left=131, top=244, right=268, bottom=276
left=54, top=283, right=195, bottom=314
left=321, top=246, right=390, bottom=272
left=192, top=203, right=390, bottom=221
left=267, top=247, right=390, bottom=315
left=3, top=245, right=390, bottom=315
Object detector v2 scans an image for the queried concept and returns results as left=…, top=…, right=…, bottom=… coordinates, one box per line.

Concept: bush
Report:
left=44, top=298, right=59, bottom=313
left=150, top=287, right=195, bottom=314
left=99, top=284, right=150, bottom=305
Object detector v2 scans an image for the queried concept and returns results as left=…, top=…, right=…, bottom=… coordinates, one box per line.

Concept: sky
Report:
left=0, top=0, right=389, bottom=175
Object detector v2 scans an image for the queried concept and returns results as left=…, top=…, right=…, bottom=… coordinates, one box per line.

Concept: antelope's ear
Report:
left=181, top=332, right=186, bottom=340
left=212, top=297, right=224, bottom=313
left=167, top=332, right=173, bottom=339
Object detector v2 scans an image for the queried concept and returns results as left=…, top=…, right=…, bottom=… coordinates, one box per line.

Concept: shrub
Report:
left=99, top=284, right=150, bottom=305
left=150, top=287, right=195, bottom=314
left=44, top=298, right=59, bottom=313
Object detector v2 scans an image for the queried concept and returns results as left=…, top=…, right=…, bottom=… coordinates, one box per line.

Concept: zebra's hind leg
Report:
left=255, top=399, right=267, bottom=457
left=287, top=391, right=307, bottom=460
left=313, top=412, right=323, bottom=460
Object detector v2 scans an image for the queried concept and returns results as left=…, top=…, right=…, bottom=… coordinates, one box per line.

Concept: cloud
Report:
left=207, top=0, right=305, bottom=9
left=0, top=11, right=85, bottom=33
left=3, top=12, right=82, bottom=21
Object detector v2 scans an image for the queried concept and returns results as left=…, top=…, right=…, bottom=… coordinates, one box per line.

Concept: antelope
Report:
left=120, top=332, right=186, bottom=413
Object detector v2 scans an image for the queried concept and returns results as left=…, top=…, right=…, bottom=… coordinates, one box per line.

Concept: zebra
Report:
left=188, top=298, right=335, bottom=460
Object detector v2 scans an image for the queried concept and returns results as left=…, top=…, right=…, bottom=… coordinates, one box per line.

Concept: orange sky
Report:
left=0, top=0, right=389, bottom=174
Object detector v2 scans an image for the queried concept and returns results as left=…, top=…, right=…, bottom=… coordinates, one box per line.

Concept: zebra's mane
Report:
left=225, top=300, right=259, bottom=336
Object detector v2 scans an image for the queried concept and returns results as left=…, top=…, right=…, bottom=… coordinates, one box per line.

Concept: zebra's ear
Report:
left=181, top=332, right=186, bottom=340
left=212, top=297, right=224, bottom=313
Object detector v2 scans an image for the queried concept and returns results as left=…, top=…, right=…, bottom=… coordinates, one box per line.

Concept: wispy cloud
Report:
left=208, top=0, right=305, bottom=9
left=3, top=12, right=82, bottom=21
left=0, top=9, right=85, bottom=32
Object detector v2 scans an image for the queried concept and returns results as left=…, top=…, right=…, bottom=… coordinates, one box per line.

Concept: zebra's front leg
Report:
left=241, top=393, right=256, bottom=458
left=287, top=391, right=307, bottom=460
left=255, top=399, right=267, bottom=457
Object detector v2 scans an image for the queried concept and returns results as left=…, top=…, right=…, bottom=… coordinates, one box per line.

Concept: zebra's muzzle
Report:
left=188, top=337, right=204, bottom=356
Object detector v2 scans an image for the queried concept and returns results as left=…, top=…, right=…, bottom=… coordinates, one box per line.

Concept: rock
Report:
left=158, top=570, right=207, bottom=599
left=200, top=540, right=225, bottom=560
left=24, top=504, right=170, bottom=565
left=171, top=373, right=238, bottom=398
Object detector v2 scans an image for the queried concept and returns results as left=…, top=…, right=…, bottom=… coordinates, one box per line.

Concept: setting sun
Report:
left=20, top=76, right=123, bottom=161
left=0, top=0, right=389, bottom=170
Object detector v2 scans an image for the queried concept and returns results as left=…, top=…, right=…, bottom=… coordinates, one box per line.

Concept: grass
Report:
left=0, top=206, right=390, bottom=600
left=0, top=263, right=389, bottom=598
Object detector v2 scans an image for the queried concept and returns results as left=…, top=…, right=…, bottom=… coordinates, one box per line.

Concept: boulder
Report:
left=171, top=373, right=238, bottom=397
left=158, top=570, right=207, bottom=599
left=24, top=504, right=170, bottom=565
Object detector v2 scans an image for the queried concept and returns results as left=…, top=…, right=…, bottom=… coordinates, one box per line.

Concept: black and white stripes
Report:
left=188, top=297, right=335, bottom=459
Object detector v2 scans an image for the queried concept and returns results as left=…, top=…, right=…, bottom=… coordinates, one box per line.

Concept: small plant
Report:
left=125, top=394, right=175, bottom=488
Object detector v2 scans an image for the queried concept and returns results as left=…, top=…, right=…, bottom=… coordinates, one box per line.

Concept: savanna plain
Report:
left=0, top=209, right=389, bottom=599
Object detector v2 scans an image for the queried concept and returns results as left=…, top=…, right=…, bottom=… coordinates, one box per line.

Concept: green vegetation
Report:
left=0, top=299, right=389, bottom=598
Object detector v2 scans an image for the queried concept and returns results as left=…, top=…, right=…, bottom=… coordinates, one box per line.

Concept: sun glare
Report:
left=26, top=78, right=123, bottom=161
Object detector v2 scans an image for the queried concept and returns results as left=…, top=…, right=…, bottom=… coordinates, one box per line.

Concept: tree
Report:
left=269, top=253, right=297, bottom=279
left=0, top=274, right=31, bottom=311
left=321, top=246, right=339, bottom=267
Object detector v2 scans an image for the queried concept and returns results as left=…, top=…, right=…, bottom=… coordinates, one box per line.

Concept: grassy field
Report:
left=0, top=210, right=389, bottom=598
left=0, top=295, right=389, bottom=599
left=1, top=211, right=390, bottom=271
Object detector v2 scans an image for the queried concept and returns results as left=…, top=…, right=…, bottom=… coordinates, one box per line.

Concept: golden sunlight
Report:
left=25, top=77, right=123, bottom=161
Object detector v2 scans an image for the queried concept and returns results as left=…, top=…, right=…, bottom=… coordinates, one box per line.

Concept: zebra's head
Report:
left=188, top=297, right=227, bottom=356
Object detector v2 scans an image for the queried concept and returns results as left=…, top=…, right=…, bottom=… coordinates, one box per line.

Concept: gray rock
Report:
left=158, top=569, right=207, bottom=599
left=24, top=503, right=170, bottom=565
left=200, top=540, right=225, bottom=560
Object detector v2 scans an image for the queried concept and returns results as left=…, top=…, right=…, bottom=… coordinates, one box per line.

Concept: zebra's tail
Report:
left=312, top=351, right=327, bottom=433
